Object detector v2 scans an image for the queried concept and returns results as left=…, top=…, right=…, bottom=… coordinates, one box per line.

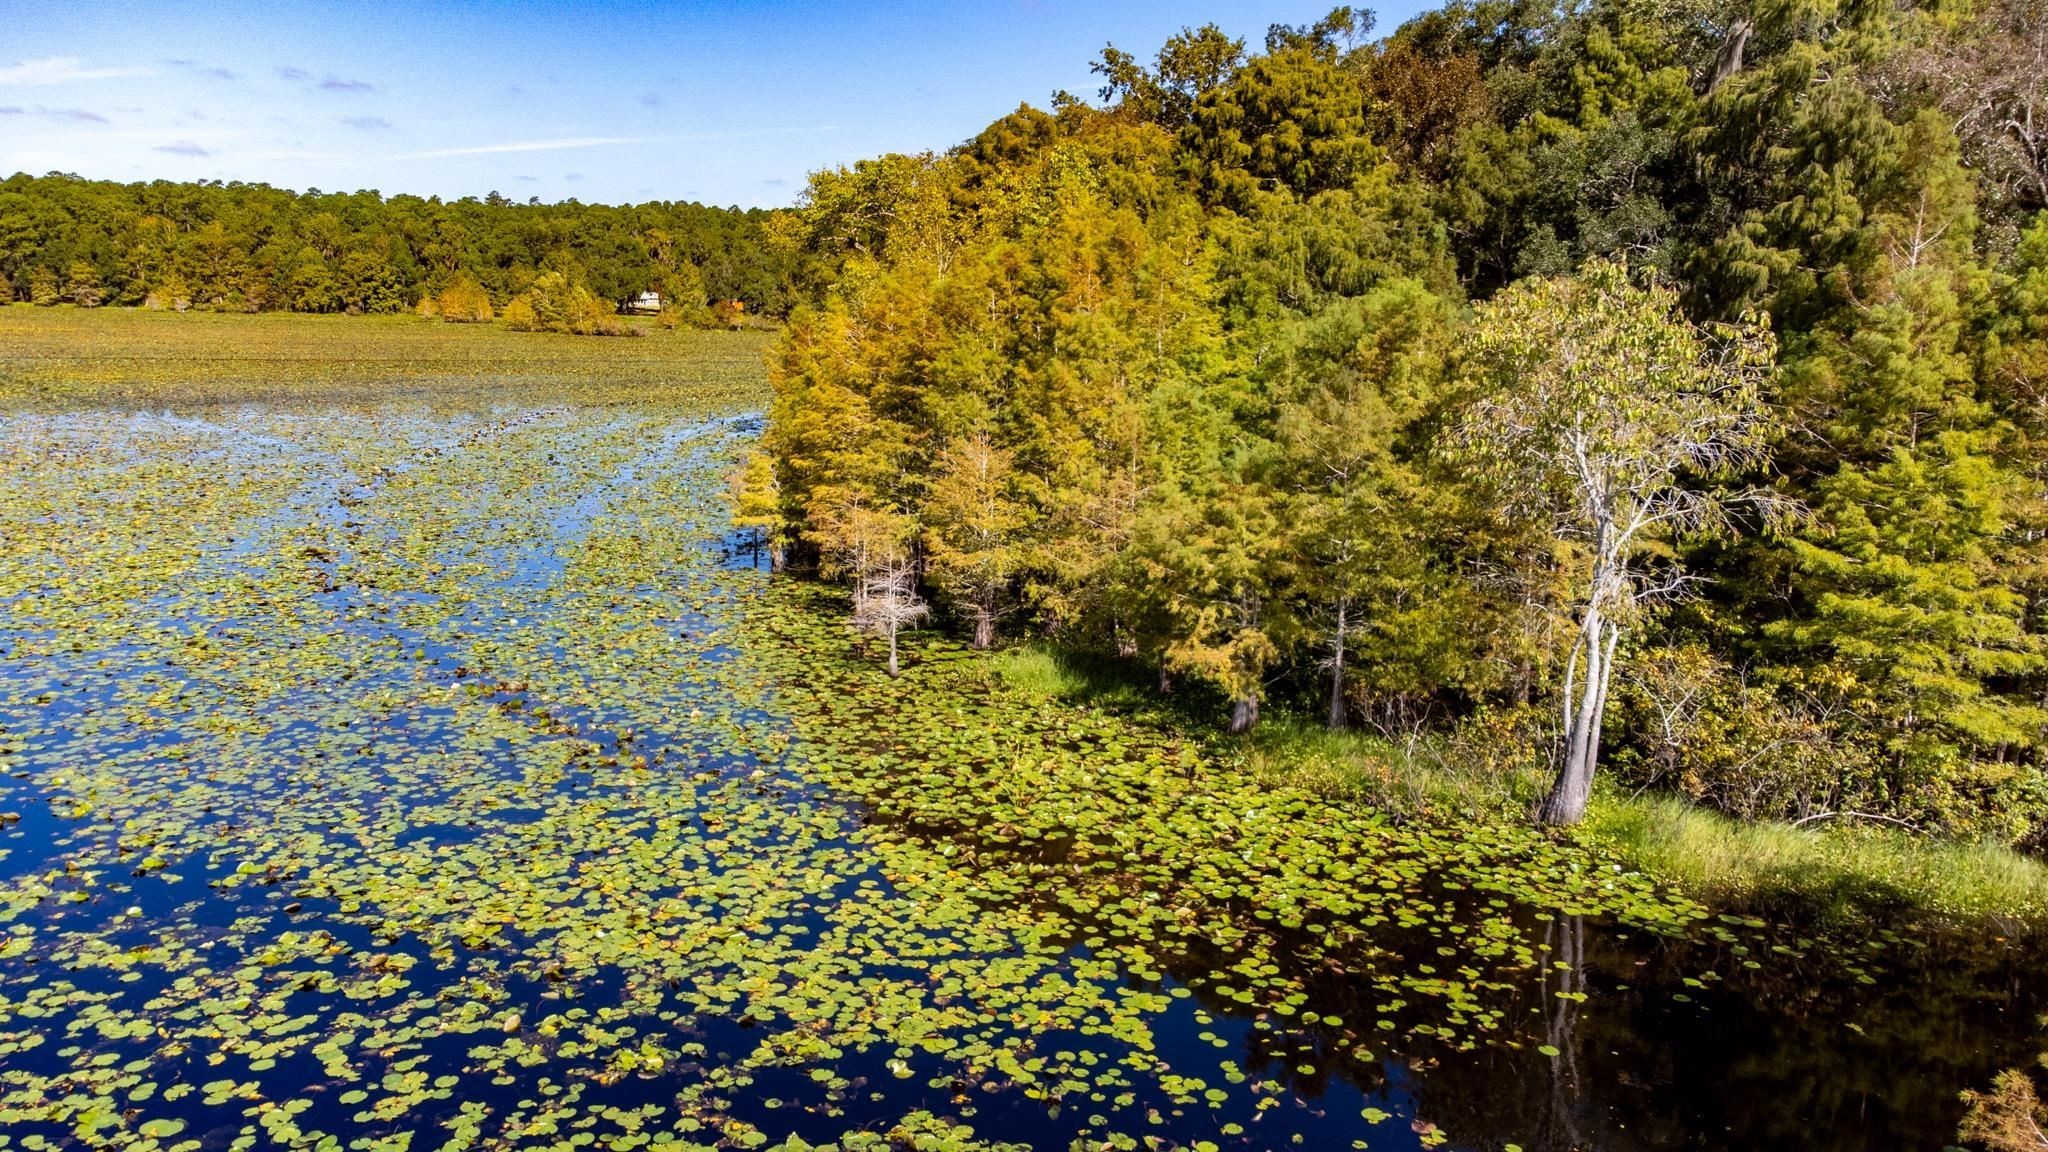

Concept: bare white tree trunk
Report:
left=1326, top=598, right=1350, bottom=730
left=1542, top=607, right=1620, bottom=826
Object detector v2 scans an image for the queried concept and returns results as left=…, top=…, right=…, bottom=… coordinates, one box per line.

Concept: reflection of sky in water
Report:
left=0, top=402, right=2043, bottom=1152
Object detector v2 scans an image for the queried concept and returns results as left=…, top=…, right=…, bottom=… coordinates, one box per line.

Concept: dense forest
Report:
left=0, top=173, right=792, bottom=316
left=739, top=0, right=2048, bottom=841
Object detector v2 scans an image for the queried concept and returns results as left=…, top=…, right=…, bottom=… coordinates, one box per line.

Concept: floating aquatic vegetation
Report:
left=1, top=341, right=2042, bottom=1152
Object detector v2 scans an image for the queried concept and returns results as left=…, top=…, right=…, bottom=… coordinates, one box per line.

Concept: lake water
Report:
left=2, top=399, right=2042, bottom=1152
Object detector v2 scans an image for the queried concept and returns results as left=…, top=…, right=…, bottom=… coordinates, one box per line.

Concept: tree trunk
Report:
left=886, top=625, right=900, bottom=678
left=1228, top=695, right=1260, bottom=734
left=768, top=542, right=785, bottom=574
left=971, top=607, right=994, bottom=650
left=1158, top=665, right=1173, bottom=696
left=1539, top=612, right=1611, bottom=826
left=1326, top=599, right=1350, bottom=729
left=1706, top=17, right=1753, bottom=93
left=1586, top=625, right=1620, bottom=786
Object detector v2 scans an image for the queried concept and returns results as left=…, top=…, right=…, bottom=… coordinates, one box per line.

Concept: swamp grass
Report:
left=0, top=304, right=773, bottom=408
left=989, top=644, right=2048, bottom=930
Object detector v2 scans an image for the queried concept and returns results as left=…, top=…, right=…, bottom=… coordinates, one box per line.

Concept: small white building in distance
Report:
left=626, top=291, right=663, bottom=314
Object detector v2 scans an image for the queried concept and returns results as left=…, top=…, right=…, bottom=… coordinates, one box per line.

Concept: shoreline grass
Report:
left=988, top=643, right=2048, bottom=931
left=0, top=304, right=774, bottom=408
left=1585, top=793, right=2048, bottom=928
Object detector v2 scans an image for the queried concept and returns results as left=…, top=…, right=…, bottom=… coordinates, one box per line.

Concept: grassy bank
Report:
left=1584, top=795, right=2048, bottom=927
left=0, top=304, right=773, bottom=407
left=990, top=645, right=2048, bottom=930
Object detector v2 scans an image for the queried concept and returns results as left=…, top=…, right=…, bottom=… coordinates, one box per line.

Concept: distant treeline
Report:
left=740, top=0, right=2048, bottom=840
left=0, top=173, right=794, bottom=316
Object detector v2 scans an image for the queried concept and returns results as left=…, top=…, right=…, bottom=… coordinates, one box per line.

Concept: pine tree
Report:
left=1270, top=278, right=1457, bottom=727
left=28, top=265, right=58, bottom=305
left=922, top=434, right=1028, bottom=649
left=65, top=261, right=102, bottom=307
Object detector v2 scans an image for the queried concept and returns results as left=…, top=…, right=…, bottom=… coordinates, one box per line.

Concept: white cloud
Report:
left=0, top=57, right=148, bottom=86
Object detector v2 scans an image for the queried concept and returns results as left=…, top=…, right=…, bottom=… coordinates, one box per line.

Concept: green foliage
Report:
left=435, top=270, right=494, bottom=323
left=503, top=270, right=629, bottom=336
left=0, top=172, right=793, bottom=317
left=27, top=263, right=58, bottom=305
left=1184, top=40, right=1380, bottom=206
left=64, top=259, right=102, bottom=307
left=1587, top=793, right=2048, bottom=925
left=742, top=1, right=2048, bottom=847
left=1960, top=1053, right=2048, bottom=1152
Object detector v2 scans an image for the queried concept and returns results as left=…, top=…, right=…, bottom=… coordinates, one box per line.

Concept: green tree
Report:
left=506, top=270, right=626, bottom=336
left=1448, top=259, right=1777, bottom=825
left=65, top=260, right=103, bottom=307
left=436, top=271, right=494, bottom=323
left=28, top=265, right=58, bottom=305
left=1184, top=37, right=1379, bottom=206
left=922, top=434, right=1029, bottom=649
left=1271, top=279, right=1461, bottom=728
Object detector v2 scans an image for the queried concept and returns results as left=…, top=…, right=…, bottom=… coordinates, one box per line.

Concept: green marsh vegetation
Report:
left=3, top=308, right=2041, bottom=1151
left=988, top=645, right=2048, bottom=926
left=0, top=306, right=773, bottom=408
left=742, top=0, right=2048, bottom=916
left=730, top=6, right=2048, bottom=1134
left=5, top=0, right=2048, bottom=1144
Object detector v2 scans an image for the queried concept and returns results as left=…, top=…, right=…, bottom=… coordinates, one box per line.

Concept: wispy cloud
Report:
left=42, top=107, right=110, bottom=123
left=319, top=76, right=375, bottom=93
left=277, top=66, right=308, bottom=81
left=341, top=115, right=392, bottom=130
left=167, top=60, right=236, bottom=80
left=395, top=136, right=645, bottom=159
left=0, top=57, right=147, bottom=86
left=638, top=92, right=661, bottom=108
left=391, top=125, right=830, bottom=163
left=154, top=140, right=211, bottom=156
left=0, top=106, right=21, bottom=115
left=565, top=172, right=585, bottom=182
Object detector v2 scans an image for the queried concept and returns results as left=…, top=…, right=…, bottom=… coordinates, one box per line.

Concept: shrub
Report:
left=710, top=298, right=746, bottom=329
left=143, top=274, right=192, bottom=312
left=504, top=271, right=628, bottom=336
left=500, top=296, right=540, bottom=332
left=436, top=272, right=494, bottom=323
left=1960, top=1053, right=2048, bottom=1152
left=28, top=266, right=59, bottom=306
left=1612, top=644, right=2048, bottom=843
left=67, top=261, right=104, bottom=307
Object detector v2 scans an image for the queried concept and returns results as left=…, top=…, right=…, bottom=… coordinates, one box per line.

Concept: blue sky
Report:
left=0, top=0, right=1429, bottom=209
